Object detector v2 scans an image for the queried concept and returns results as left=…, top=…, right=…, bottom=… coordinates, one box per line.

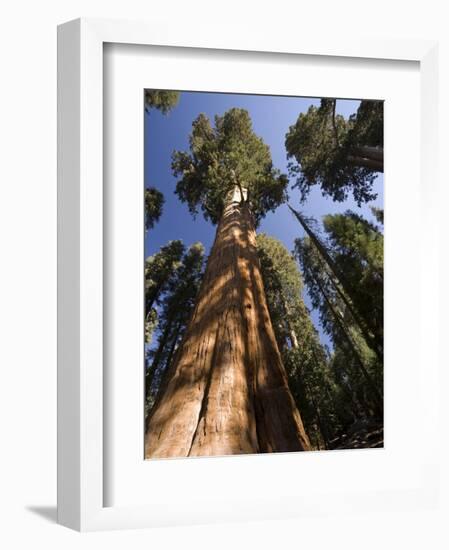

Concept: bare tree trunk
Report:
left=145, top=191, right=311, bottom=458
left=347, top=155, right=383, bottom=173
left=352, top=145, right=383, bottom=164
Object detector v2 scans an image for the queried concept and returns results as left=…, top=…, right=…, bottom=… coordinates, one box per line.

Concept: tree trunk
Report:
left=288, top=205, right=383, bottom=360
left=146, top=313, right=176, bottom=397
left=347, top=154, right=383, bottom=173
left=164, top=320, right=183, bottom=374
left=304, top=378, right=329, bottom=449
left=352, top=145, right=383, bottom=164
left=280, top=294, right=299, bottom=349
left=309, top=269, right=383, bottom=415
left=146, top=281, right=163, bottom=314
left=286, top=317, right=330, bottom=449
left=148, top=321, right=171, bottom=386
left=145, top=192, right=311, bottom=458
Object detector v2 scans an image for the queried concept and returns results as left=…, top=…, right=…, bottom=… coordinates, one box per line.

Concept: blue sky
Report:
left=144, top=91, right=383, bottom=350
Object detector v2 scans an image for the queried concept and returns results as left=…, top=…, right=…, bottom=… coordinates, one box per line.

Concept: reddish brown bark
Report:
left=145, top=194, right=311, bottom=458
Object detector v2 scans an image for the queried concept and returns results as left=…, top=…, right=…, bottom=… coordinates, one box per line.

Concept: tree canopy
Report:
left=145, top=242, right=205, bottom=414
left=144, top=240, right=185, bottom=343
left=322, top=210, right=384, bottom=350
left=285, top=99, right=383, bottom=205
left=143, top=91, right=384, bottom=454
left=144, top=90, right=180, bottom=114
left=257, top=232, right=303, bottom=342
left=172, top=108, right=288, bottom=225
left=257, top=233, right=342, bottom=449
left=294, top=223, right=383, bottom=418
left=145, top=187, right=164, bottom=231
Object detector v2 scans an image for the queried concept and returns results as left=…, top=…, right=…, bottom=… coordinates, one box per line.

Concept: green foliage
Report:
left=322, top=211, right=383, bottom=347
left=172, top=108, right=288, bottom=225
left=371, top=206, right=384, bottom=226
left=290, top=205, right=382, bottom=359
left=257, top=233, right=342, bottom=449
left=294, top=220, right=383, bottom=420
left=145, top=187, right=164, bottom=231
left=256, top=233, right=302, bottom=348
left=328, top=346, right=375, bottom=423
left=347, top=100, right=383, bottom=149
left=145, top=240, right=185, bottom=343
left=145, top=242, right=205, bottom=417
left=144, top=90, right=180, bottom=114
left=294, top=235, right=337, bottom=337
left=145, top=308, right=158, bottom=344
left=285, top=99, right=383, bottom=205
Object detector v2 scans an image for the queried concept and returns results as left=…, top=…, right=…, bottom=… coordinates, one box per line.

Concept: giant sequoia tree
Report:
left=285, top=99, right=383, bottom=205
left=145, top=108, right=311, bottom=458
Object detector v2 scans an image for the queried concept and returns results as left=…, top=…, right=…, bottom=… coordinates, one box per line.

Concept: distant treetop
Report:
left=145, top=187, right=164, bottom=231
left=285, top=99, right=383, bottom=206
left=145, top=90, right=180, bottom=114
left=172, top=108, right=288, bottom=225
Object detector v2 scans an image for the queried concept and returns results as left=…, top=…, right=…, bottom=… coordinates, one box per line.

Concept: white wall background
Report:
left=0, top=1, right=448, bottom=548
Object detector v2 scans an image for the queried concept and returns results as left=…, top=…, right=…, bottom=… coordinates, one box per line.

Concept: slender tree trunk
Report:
left=304, top=378, right=329, bottom=449
left=280, top=295, right=299, bottom=349
left=289, top=205, right=383, bottom=360
left=146, top=313, right=176, bottom=395
left=146, top=281, right=164, bottom=314
left=310, top=269, right=383, bottom=414
left=286, top=318, right=330, bottom=449
left=164, top=320, right=182, bottom=373
left=145, top=191, right=311, bottom=458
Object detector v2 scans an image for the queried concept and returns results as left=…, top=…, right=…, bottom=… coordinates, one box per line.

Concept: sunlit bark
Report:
left=145, top=190, right=311, bottom=458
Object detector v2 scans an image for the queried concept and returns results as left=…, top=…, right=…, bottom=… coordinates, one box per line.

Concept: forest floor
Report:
left=328, top=419, right=384, bottom=450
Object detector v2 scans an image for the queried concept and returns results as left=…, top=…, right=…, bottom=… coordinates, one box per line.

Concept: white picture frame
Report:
left=57, top=17, right=440, bottom=531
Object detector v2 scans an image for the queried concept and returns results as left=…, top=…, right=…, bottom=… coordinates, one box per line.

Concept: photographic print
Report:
left=143, top=90, right=383, bottom=459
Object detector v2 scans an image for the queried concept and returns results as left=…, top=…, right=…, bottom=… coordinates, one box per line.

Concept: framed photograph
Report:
left=57, top=18, right=440, bottom=531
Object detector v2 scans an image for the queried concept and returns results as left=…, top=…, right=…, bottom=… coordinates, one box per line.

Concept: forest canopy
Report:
left=143, top=91, right=384, bottom=457
left=172, top=108, right=288, bottom=225
left=285, top=99, right=383, bottom=205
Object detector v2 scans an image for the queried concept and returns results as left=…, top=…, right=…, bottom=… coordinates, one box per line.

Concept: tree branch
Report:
left=352, top=146, right=384, bottom=163
left=236, top=178, right=246, bottom=204
left=331, top=99, right=339, bottom=147
left=203, top=204, right=217, bottom=220
left=347, top=155, right=383, bottom=173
